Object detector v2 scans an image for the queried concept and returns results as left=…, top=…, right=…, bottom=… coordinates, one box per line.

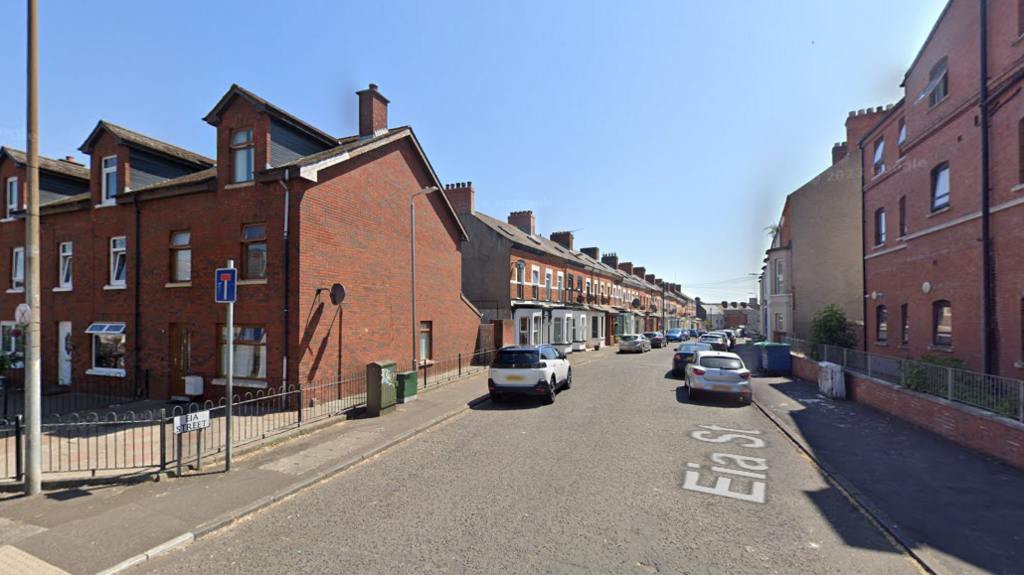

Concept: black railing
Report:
left=415, top=348, right=496, bottom=390
left=1, top=369, right=141, bottom=420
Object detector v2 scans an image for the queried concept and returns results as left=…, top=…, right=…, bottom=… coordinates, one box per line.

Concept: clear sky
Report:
left=0, top=0, right=948, bottom=303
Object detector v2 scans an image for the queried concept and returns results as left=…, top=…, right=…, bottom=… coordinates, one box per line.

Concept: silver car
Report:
left=618, top=334, right=651, bottom=353
left=684, top=350, right=752, bottom=405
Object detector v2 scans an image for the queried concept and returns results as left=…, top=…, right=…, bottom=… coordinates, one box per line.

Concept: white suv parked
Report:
left=488, top=345, right=572, bottom=405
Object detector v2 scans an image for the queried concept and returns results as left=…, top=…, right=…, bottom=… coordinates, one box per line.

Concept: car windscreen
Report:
left=621, top=335, right=639, bottom=341
left=699, top=357, right=744, bottom=370
left=699, top=336, right=722, bottom=342
left=644, top=333, right=657, bottom=338
left=493, top=350, right=540, bottom=367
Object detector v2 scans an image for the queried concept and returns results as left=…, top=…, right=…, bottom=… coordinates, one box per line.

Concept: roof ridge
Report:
left=97, top=120, right=215, bottom=165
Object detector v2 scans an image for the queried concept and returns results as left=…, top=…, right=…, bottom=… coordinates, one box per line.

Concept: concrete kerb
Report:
left=751, top=394, right=945, bottom=575
left=92, top=350, right=613, bottom=575
left=93, top=389, right=491, bottom=575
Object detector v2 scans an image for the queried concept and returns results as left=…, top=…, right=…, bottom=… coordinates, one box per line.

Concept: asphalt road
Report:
left=131, top=345, right=921, bottom=575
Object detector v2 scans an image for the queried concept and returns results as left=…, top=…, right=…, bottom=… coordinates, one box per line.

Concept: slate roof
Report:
left=203, top=84, right=338, bottom=146
left=0, top=147, right=89, bottom=181
left=124, top=167, right=217, bottom=195
left=79, top=121, right=214, bottom=168
left=40, top=193, right=89, bottom=208
left=273, top=127, right=409, bottom=169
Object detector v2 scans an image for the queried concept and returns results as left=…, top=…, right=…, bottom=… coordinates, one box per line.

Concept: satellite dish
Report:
left=632, top=298, right=641, bottom=309
left=329, top=283, right=347, bottom=305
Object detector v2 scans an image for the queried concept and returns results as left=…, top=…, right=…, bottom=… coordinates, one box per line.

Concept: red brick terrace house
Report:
left=861, top=0, right=1024, bottom=375
left=0, top=83, right=482, bottom=401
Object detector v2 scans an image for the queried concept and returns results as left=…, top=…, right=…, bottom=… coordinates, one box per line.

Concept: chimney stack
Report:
left=602, top=252, right=619, bottom=269
left=62, top=155, right=77, bottom=164
left=508, top=210, right=535, bottom=235
left=619, top=262, right=634, bottom=276
left=550, top=231, right=573, bottom=251
left=634, top=266, right=646, bottom=279
left=655, top=279, right=664, bottom=287
left=845, top=106, right=892, bottom=157
left=645, top=274, right=656, bottom=284
left=445, top=182, right=474, bottom=214
left=356, top=83, right=389, bottom=138
left=580, top=247, right=600, bottom=260
left=831, top=142, right=848, bottom=165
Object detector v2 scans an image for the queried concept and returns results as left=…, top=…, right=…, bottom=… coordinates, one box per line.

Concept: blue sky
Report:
left=0, top=0, right=948, bottom=303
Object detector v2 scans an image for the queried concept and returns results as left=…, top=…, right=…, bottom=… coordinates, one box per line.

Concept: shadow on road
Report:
left=469, top=395, right=544, bottom=411
left=673, top=385, right=746, bottom=408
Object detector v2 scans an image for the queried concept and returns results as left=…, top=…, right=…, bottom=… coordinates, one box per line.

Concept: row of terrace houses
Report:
left=0, top=83, right=484, bottom=401
left=764, top=0, right=1024, bottom=376
left=447, top=184, right=696, bottom=354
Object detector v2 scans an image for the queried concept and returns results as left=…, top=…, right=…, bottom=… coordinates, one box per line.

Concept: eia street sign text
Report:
left=173, top=411, right=211, bottom=434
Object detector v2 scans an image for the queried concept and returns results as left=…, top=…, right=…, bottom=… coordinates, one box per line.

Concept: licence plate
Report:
left=506, top=375, right=524, bottom=382
left=711, top=385, right=733, bottom=392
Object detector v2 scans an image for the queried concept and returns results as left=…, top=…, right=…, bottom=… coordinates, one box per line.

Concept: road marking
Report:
left=682, top=425, right=769, bottom=503
left=0, top=545, right=71, bottom=575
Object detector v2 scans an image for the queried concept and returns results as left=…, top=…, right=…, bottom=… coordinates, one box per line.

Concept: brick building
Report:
left=450, top=183, right=692, bottom=352
left=861, top=0, right=1024, bottom=374
left=0, top=83, right=483, bottom=401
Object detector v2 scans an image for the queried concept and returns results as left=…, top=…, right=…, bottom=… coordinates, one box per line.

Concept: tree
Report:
left=809, top=304, right=857, bottom=359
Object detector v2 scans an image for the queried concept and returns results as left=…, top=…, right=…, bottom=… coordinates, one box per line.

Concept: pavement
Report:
left=0, top=341, right=1021, bottom=575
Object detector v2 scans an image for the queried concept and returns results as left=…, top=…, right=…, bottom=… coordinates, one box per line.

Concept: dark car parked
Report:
left=673, top=342, right=713, bottom=376
left=644, top=331, right=667, bottom=348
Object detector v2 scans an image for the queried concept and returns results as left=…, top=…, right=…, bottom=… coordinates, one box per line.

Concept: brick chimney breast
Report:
left=645, top=274, right=656, bottom=283
left=581, top=247, right=600, bottom=261
left=356, top=83, right=389, bottom=138
left=445, top=182, right=475, bottom=214
left=550, top=231, right=574, bottom=251
left=634, top=266, right=646, bottom=279
left=619, top=262, right=634, bottom=276
left=508, top=210, right=535, bottom=235
left=845, top=106, right=892, bottom=157
left=602, top=252, right=619, bottom=269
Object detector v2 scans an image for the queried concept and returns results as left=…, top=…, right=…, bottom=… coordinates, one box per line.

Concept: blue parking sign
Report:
left=215, top=268, right=237, bottom=303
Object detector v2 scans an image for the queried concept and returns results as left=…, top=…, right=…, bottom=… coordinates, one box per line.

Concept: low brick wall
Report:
left=788, top=352, right=1024, bottom=471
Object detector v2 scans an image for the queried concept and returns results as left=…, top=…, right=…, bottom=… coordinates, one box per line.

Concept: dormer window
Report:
left=5, top=177, right=17, bottom=218
left=101, top=156, right=118, bottom=204
left=231, top=129, right=254, bottom=183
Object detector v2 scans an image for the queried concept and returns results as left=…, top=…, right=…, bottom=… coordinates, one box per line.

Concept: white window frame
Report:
left=11, top=246, right=24, bottom=291
left=897, top=118, right=907, bottom=155
left=101, top=156, right=118, bottom=204
left=109, top=236, right=127, bottom=287
left=5, top=177, right=18, bottom=219
left=58, top=241, right=73, bottom=289
left=231, top=129, right=255, bottom=184
left=85, top=322, right=126, bottom=376
left=554, top=317, right=564, bottom=344
left=556, top=272, right=564, bottom=298
left=531, top=266, right=540, bottom=285
left=774, top=258, right=785, bottom=294
left=873, top=137, right=885, bottom=176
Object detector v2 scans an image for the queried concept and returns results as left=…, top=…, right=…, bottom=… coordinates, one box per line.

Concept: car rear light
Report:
left=740, top=372, right=751, bottom=380
left=674, top=354, right=683, bottom=361
left=693, top=368, right=705, bottom=376
left=488, top=378, right=495, bottom=390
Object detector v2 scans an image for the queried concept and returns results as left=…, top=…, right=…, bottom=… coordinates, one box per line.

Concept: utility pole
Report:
left=24, top=0, right=41, bottom=495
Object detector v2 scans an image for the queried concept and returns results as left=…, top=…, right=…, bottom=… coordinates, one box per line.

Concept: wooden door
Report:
left=169, top=324, right=193, bottom=398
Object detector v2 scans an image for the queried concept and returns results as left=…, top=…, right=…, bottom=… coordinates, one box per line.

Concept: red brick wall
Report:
left=791, top=354, right=820, bottom=383
left=296, top=138, right=480, bottom=380
left=845, top=371, right=1024, bottom=471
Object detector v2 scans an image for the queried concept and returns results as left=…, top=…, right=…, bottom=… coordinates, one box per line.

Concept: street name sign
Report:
left=173, top=411, right=211, bottom=434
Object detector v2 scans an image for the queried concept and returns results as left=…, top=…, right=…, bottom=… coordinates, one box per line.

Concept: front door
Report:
left=58, top=321, right=72, bottom=385
left=169, top=324, right=193, bottom=398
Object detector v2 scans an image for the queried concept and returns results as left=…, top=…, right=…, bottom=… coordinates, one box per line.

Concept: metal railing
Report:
left=787, top=337, right=1024, bottom=422
left=416, top=348, right=496, bottom=390
left=0, top=372, right=368, bottom=481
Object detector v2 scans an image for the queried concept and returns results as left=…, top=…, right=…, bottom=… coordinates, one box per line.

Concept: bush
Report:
left=809, top=304, right=857, bottom=360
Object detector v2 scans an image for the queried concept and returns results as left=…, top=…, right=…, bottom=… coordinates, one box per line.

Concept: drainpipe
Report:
left=133, top=193, right=142, bottom=396
left=860, top=143, right=868, bottom=354
left=979, top=0, right=996, bottom=374
left=279, top=175, right=291, bottom=388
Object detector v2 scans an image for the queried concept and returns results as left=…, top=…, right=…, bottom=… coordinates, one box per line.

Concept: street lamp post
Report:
left=411, top=186, right=439, bottom=371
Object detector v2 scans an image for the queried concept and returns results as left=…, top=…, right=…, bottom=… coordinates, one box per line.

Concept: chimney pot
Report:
left=507, top=210, right=535, bottom=235
left=446, top=181, right=475, bottom=214
left=550, top=231, right=574, bottom=251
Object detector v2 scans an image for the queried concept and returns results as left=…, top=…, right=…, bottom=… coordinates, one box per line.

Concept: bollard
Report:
left=196, top=427, right=203, bottom=471
left=15, top=415, right=23, bottom=482
left=159, top=409, right=167, bottom=470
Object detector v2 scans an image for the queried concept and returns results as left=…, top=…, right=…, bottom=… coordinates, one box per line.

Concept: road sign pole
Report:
left=225, top=259, right=234, bottom=472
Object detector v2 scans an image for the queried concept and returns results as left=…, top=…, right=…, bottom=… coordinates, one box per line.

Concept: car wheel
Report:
left=688, top=385, right=699, bottom=402
left=564, top=368, right=572, bottom=390
left=542, top=377, right=556, bottom=404
left=741, top=395, right=752, bottom=406
left=489, top=391, right=503, bottom=403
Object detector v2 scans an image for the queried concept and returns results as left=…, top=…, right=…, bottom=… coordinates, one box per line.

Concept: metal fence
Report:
left=0, top=372, right=368, bottom=481
left=786, top=337, right=1024, bottom=422
left=415, top=348, right=496, bottom=390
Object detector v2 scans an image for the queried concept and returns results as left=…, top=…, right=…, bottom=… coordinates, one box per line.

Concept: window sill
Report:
left=94, top=202, right=117, bottom=209
left=0, top=217, right=17, bottom=223
left=874, top=341, right=889, bottom=347
left=1011, top=183, right=1024, bottom=193
left=927, top=345, right=954, bottom=353
left=1015, top=361, right=1024, bottom=369
left=165, top=281, right=192, bottom=289
left=872, top=242, right=887, bottom=250
left=86, top=368, right=126, bottom=377
left=213, top=377, right=267, bottom=389
left=52, top=286, right=73, bottom=292
left=237, top=278, right=268, bottom=286
left=926, top=95, right=950, bottom=112
left=927, top=206, right=951, bottom=218
left=1013, top=32, right=1024, bottom=47
left=103, top=284, right=127, bottom=291
left=224, top=182, right=255, bottom=190
left=6, top=288, right=24, bottom=294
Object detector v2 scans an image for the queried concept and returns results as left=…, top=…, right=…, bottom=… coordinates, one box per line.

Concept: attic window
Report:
left=231, top=129, right=254, bottom=183
left=529, top=236, right=542, bottom=246
left=916, top=58, right=948, bottom=107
